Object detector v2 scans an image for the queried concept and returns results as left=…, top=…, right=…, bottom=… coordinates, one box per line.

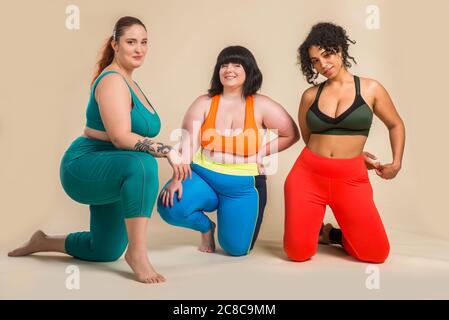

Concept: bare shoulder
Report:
left=253, top=94, right=283, bottom=110
left=194, top=94, right=212, bottom=104
left=303, top=85, right=319, bottom=100
left=300, top=84, right=320, bottom=110
left=189, top=94, right=211, bottom=110
left=184, top=94, right=212, bottom=120
left=95, top=72, right=128, bottom=94
left=359, top=76, right=386, bottom=94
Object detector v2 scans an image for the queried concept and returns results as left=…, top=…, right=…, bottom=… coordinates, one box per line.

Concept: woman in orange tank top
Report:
left=157, top=46, right=300, bottom=256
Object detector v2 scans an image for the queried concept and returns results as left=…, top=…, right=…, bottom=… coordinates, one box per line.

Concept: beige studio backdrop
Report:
left=0, top=0, right=447, bottom=250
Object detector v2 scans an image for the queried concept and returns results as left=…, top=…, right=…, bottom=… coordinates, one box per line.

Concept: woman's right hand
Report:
left=167, top=149, right=192, bottom=181
left=160, top=179, right=183, bottom=208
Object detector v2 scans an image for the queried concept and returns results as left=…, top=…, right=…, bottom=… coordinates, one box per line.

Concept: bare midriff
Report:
left=307, top=134, right=367, bottom=158
left=200, top=148, right=258, bottom=164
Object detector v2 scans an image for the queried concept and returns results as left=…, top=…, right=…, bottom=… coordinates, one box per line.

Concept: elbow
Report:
left=284, top=131, right=300, bottom=149
left=294, top=129, right=301, bottom=143
left=389, top=119, right=406, bottom=132
left=291, top=127, right=301, bottom=145
left=399, top=119, right=406, bottom=131
left=110, top=136, right=125, bottom=149
left=291, top=135, right=300, bottom=146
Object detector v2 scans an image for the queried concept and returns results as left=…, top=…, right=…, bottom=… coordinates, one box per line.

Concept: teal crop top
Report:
left=86, top=70, right=161, bottom=138
left=306, top=76, right=373, bottom=136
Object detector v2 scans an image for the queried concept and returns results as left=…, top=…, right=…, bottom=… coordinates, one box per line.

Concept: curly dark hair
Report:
left=298, top=22, right=357, bottom=85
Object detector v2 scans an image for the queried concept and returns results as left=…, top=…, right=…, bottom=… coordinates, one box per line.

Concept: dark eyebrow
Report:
left=125, top=38, right=148, bottom=41
left=310, top=48, right=330, bottom=61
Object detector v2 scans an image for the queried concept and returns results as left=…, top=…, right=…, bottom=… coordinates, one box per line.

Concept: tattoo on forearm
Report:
left=134, top=138, right=173, bottom=157
left=156, top=144, right=172, bottom=154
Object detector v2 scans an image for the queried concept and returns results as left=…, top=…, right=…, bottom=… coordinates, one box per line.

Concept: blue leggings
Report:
left=60, top=149, right=159, bottom=262
left=157, top=164, right=267, bottom=256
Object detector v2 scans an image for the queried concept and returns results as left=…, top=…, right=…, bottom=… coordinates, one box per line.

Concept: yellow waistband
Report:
left=192, top=150, right=259, bottom=176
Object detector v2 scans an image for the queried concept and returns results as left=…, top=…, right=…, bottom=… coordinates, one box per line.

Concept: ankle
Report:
left=126, top=247, right=148, bottom=256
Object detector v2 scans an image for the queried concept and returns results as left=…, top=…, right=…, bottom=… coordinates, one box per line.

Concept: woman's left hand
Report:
left=375, top=163, right=401, bottom=180
left=363, top=151, right=381, bottom=170
left=167, top=149, right=192, bottom=181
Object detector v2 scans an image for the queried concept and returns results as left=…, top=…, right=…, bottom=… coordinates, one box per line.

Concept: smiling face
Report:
left=308, top=45, right=344, bottom=79
left=112, top=24, right=148, bottom=69
left=219, top=62, right=246, bottom=91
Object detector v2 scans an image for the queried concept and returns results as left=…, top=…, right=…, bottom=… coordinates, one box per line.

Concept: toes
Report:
left=143, top=274, right=166, bottom=284
left=145, top=277, right=154, bottom=284
left=8, top=249, right=22, bottom=257
left=198, top=245, right=214, bottom=253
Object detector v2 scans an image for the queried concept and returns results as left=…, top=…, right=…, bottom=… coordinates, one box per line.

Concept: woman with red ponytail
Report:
left=8, top=16, right=190, bottom=284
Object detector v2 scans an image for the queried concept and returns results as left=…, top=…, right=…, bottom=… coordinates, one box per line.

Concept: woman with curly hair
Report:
left=284, top=22, right=405, bottom=263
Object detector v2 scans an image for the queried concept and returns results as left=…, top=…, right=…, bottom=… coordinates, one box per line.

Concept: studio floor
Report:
left=1, top=222, right=449, bottom=300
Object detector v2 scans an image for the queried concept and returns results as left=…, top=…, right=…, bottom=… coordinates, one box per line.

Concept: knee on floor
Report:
left=356, top=246, right=390, bottom=264
left=91, top=243, right=128, bottom=262
left=284, top=245, right=316, bottom=262
left=350, top=239, right=390, bottom=264
left=219, top=239, right=251, bottom=257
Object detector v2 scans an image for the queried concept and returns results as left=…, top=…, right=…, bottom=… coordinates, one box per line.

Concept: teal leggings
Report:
left=60, top=150, right=159, bottom=262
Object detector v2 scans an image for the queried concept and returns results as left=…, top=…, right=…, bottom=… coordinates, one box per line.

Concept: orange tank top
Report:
left=200, top=95, right=262, bottom=157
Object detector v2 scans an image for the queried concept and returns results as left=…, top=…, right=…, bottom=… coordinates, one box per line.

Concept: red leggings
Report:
left=284, top=146, right=390, bottom=263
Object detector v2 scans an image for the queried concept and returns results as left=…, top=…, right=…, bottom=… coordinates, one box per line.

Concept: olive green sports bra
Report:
left=306, top=76, right=373, bottom=136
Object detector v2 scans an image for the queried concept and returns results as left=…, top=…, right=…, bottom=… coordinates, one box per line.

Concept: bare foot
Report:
left=8, top=230, right=48, bottom=257
left=198, top=221, right=216, bottom=253
left=124, top=250, right=166, bottom=284
left=318, top=223, right=334, bottom=245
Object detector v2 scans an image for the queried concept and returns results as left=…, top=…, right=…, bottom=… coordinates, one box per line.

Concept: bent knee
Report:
left=224, top=247, right=250, bottom=257
left=359, top=248, right=390, bottom=264
left=126, top=154, right=158, bottom=179
left=284, top=249, right=315, bottom=262
left=351, top=241, right=390, bottom=264
left=92, top=245, right=127, bottom=262
left=157, top=199, right=184, bottom=224
left=219, top=239, right=251, bottom=257
left=283, top=242, right=316, bottom=262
